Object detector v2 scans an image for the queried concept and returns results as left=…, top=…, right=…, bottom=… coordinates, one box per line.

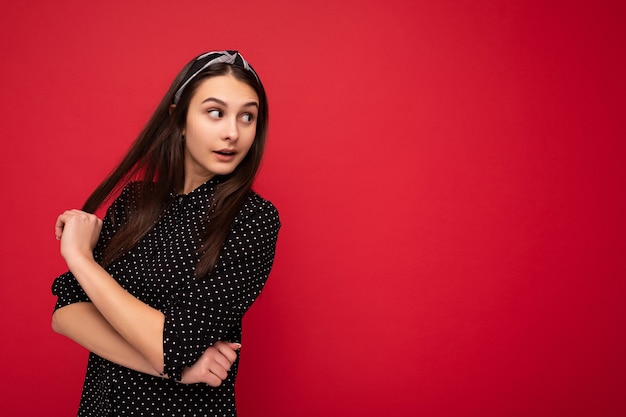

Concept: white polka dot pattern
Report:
left=52, top=179, right=280, bottom=416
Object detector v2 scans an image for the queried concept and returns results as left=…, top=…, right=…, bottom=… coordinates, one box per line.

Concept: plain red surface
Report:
left=1, top=1, right=624, bottom=416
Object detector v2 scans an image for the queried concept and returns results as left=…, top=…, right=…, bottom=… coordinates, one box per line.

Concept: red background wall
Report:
left=1, top=1, right=624, bottom=416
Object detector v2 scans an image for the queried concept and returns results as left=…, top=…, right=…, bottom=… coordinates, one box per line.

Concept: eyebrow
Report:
left=200, top=97, right=259, bottom=108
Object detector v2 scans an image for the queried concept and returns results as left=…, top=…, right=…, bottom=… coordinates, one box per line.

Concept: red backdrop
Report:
left=1, top=1, right=624, bottom=416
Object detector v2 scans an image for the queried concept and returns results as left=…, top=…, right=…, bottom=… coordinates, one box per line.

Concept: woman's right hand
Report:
left=179, top=341, right=241, bottom=386
left=55, top=209, right=103, bottom=266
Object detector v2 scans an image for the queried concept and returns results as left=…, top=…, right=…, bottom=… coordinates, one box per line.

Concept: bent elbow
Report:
left=51, top=311, right=61, bottom=334
left=51, top=310, right=65, bottom=335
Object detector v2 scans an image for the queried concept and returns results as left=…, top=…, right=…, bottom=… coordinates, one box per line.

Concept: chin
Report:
left=211, top=167, right=237, bottom=177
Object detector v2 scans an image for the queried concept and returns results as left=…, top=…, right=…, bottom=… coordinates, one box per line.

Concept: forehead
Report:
left=191, top=74, right=259, bottom=105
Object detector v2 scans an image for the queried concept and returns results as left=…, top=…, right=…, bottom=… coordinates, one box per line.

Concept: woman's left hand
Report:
left=179, top=341, right=241, bottom=386
left=55, top=209, right=103, bottom=263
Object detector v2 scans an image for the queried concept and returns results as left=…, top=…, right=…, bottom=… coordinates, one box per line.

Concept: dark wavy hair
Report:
left=82, top=57, right=269, bottom=279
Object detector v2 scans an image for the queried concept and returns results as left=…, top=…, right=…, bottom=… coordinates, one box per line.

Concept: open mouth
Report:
left=214, top=150, right=237, bottom=156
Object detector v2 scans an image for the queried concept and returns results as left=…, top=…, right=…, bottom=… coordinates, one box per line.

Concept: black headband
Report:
left=173, top=50, right=259, bottom=104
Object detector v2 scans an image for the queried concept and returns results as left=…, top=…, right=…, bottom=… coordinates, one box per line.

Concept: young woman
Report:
left=51, top=50, right=280, bottom=416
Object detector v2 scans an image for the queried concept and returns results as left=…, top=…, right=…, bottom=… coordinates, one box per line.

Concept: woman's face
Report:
left=181, top=73, right=259, bottom=193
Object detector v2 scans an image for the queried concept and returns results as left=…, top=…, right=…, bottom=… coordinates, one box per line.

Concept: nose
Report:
left=223, top=117, right=239, bottom=141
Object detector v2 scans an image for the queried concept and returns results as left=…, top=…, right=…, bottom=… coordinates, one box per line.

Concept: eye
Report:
left=207, top=109, right=223, bottom=118
left=241, top=113, right=255, bottom=123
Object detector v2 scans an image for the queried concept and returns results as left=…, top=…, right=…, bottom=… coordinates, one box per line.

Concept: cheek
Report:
left=238, top=124, right=255, bottom=146
left=183, top=135, right=201, bottom=154
left=244, top=135, right=256, bottom=153
left=239, top=136, right=256, bottom=159
left=246, top=126, right=257, bottom=145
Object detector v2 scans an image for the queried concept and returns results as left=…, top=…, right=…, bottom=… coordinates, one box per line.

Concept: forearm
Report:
left=52, top=302, right=161, bottom=376
left=66, top=256, right=165, bottom=373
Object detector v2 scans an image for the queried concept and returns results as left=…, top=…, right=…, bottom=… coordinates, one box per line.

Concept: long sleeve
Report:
left=161, top=197, right=280, bottom=380
left=50, top=178, right=281, bottom=415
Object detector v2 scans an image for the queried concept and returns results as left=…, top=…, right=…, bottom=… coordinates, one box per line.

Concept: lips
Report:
left=214, top=148, right=237, bottom=156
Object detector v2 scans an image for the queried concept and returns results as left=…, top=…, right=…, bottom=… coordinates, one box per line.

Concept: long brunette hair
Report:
left=82, top=57, right=269, bottom=279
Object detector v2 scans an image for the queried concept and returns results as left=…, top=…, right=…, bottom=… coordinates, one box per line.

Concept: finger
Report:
left=55, top=210, right=82, bottom=231
left=211, top=352, right=234, bottom=372
left=55, top=219, right=64, bottom=240
left=214, top=340, right=240, bottom=352
left=205, top=372, right=223, bottom=387
left=55, top=212, right=71, bottom=240
left=207, top=342, right=237, bottom=370
left=214, top=341, right=238, bottom=365
left=208, top=365, right=228, bottom=381
left=59, top=211, right=102, bottom=234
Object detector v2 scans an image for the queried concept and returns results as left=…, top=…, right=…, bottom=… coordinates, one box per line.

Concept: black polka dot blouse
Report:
left=52, top=178, right=280, bottom=416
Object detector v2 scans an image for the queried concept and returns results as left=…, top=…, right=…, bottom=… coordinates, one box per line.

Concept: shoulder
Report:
left=107, top=181, right=141, bottom=208
left=110, top=181, right=160, bottom=209
left=232, top=191, right=280, bottom=229
left=104, top=181, right=146, bottom=226
left=119, top=181, right=150, bottom=200
left=244, top=191, right=279, bottom=215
